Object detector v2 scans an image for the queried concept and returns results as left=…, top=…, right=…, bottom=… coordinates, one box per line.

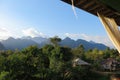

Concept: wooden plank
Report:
left=102, top=9, right=112, bottom=15
left=88, top=5, right=101, bottom=11
left=76, top=0, right=87, bottom=6
left=83, top=1, right=95, bottom=9
left=106, top=13, right=115, bottom=18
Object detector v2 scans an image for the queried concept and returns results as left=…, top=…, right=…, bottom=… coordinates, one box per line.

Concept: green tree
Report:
left=84, top=48, right=103, bottom=63
left=50, top=36, right=61, bottom=46
left=102, top=47, right=111, bottom=59
left=42, top=44, right=54, bottom=57
left=0, top=71, right=10, bottom=80
left=72, top=45, right=85, bottom=59
left=0, top=56, right=6, bottom=72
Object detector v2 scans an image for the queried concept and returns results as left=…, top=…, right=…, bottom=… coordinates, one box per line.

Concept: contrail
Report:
left=71, top=0, right=78, bottom=19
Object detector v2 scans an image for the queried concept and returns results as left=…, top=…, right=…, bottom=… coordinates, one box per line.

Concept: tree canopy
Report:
left=0, top=37, right=119, bottom=80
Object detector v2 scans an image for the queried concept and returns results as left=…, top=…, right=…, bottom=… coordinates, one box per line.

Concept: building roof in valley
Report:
left=73, top=58, right=90, bottom=66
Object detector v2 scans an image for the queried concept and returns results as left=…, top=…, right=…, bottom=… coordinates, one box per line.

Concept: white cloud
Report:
left=65, top=33, right=114, bottom=48
left=65, top=33, right=80, bottom=38
left=0, top=28, right=12, bottom=40
left=22, top=28, right=46, bottom=38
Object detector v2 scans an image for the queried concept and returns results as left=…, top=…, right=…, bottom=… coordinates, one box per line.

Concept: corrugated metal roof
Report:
left=74, top=58, right=90, bottom=65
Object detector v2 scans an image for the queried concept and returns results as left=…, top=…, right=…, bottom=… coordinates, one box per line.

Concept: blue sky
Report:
left=0, top=0, right=113, bottom=47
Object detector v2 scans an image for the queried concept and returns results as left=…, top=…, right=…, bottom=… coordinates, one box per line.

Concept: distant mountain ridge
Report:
left=0, top=42, right=5, bottom=50
left=1, top=37, right=38, bottom=50
left=22, top=36, right=48, bottom=44
left=0, top=36, right=107, bottom=50
left=60, top=37, right=107, bottom=50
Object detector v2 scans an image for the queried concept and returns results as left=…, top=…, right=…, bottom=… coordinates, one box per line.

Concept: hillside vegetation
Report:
left=0, top=37, right=119, bottom=80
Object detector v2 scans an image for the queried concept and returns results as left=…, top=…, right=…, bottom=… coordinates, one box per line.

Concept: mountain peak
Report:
left=89, top=41, right=96, bottom=44
left=7, top=37, right=15, bottom=40
left=21, top=36, right=32, bottom=39
left=60, top=37, right=107, bottom=50
left=0, top=36, right=108, bottom=50
left=64, top=37, right=73, bottom=40
left=0, top=42, right=5, bottom=50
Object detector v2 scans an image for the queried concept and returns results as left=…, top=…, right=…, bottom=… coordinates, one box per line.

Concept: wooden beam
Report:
left=83, top=1, right=95, bottom=9
left=102, top=9, right=112, bottom=15
left=76, top=0, right=87, bottom=6
left=62, top=0, right=120, bottom=26
left=88, top=5, right=100, bottom=11
left=106, top=13, right=115, bottom=17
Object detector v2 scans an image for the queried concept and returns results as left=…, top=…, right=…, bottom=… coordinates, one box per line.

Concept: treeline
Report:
left=0, top=36, right=119, bottom=80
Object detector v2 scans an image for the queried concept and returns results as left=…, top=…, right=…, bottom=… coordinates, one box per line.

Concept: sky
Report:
left=0, top=0, right=114, bottom=47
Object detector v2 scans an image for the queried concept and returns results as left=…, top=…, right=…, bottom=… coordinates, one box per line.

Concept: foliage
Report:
left=72, top=45, right=85, bottom=59
left=0, top=71, right=10, bottom=80
left=0, top=37, right=119, bottom=80
left=50, top=36, right=61, bottom=46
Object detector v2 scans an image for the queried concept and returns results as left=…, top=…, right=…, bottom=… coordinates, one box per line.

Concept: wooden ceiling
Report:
left=62, top=0, right=120, bottom=26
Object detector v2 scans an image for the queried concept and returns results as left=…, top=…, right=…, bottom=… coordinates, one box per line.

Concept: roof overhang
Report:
left=62, top=0, right=120, bottom=26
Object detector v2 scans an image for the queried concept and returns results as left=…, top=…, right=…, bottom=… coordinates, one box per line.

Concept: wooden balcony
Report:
left=62, top=0, right=120, bottom=26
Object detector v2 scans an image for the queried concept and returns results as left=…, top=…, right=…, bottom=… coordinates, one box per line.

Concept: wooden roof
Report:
left=62, top=0, right=120, bottom=26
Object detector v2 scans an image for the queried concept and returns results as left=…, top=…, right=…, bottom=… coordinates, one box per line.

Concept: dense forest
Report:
left=0, top=36, right=119, bottom=80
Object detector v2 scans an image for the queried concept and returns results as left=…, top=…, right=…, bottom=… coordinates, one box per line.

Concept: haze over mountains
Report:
left=0, top=42, right=5, bottom=50
left=0, top=36, right=107, bottom=50
left=60, top=37, right=107, bottom=50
